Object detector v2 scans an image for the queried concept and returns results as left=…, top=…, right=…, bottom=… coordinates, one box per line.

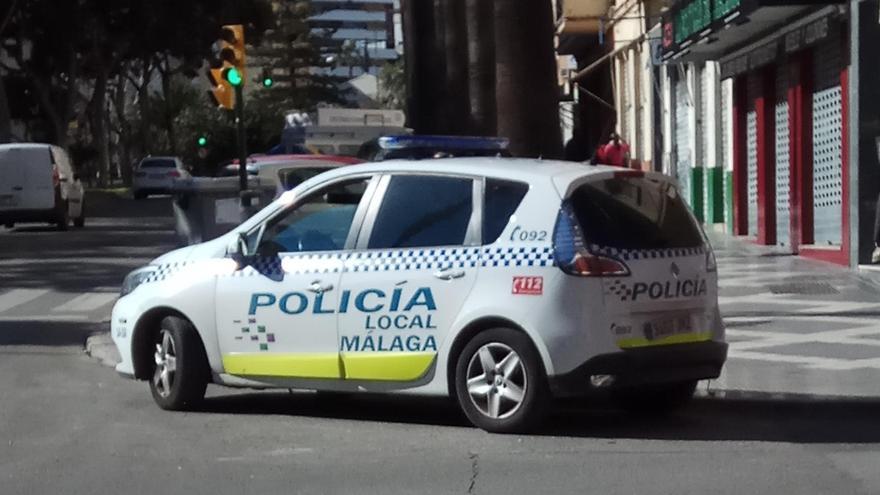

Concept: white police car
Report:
left=111, top=157, right=726, bottom=433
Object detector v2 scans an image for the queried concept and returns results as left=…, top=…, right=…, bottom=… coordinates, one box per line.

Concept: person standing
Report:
left=595, top=132, right=631, bottom=168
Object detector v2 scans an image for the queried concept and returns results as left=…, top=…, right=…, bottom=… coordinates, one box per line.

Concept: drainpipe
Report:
left=848, top=0, right=859, bottom=268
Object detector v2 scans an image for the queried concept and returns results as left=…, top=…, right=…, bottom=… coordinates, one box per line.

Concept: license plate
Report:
left=0, top=195, right=16, bottom=207
left=645, top=315, right=693, bottom=340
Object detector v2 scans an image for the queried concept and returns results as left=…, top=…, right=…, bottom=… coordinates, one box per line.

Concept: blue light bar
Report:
left=377, top=135, right=510, bottom=151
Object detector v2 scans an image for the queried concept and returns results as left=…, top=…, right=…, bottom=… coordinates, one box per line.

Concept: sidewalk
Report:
left=707, top=231, right=880, bottom=398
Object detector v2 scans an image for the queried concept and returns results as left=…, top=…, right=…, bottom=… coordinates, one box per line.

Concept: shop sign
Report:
left=662, top=0, right=743, bottom=53
left=719, top=15, right=836, bottom=79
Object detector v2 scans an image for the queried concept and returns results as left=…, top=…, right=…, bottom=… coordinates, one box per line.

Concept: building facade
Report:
left=309, top=0, right=401, bottom=78
left=660, top=1, right=850, bottom=265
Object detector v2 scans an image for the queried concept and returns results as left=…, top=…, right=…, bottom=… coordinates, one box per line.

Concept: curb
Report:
left=696, top=380, right=880, bottom=403
left=84, top=331, right=121, bottom=368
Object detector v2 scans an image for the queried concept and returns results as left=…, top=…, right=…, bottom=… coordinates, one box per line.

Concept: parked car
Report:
left=111, top=157, right=726, bottom=433
left=219, top=154, right=362, bottom=196
left=357, top=135, right=512, bottom=161
left=0, top=143, right=85, bottom=230
left=133, top=156, right=191, bottom=199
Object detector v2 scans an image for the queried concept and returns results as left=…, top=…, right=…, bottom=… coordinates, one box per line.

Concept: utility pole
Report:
left=234, top=84, right=248, bottom=194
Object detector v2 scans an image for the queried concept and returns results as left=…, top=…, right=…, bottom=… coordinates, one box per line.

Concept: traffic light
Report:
left=205, top=24, right=246, bottom=109
left=219, top=24, right=246, bottom=84
left=260, top=68, right=273, bottom=88
left=197, top=135, right=207, bottom=147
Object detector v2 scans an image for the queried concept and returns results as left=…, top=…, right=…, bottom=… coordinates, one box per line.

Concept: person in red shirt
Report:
left=595, top=132, right=631, bottom=167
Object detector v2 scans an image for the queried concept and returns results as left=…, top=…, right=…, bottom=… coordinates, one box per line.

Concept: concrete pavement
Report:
left=709, top=231, right=880, bottom=398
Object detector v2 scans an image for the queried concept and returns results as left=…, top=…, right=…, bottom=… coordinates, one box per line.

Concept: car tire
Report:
left=454, top=328, right=548, bottom=433
left=3, top=223, right=12, bottom=229
left=73, top=200, right=85, bottom=228
left=133, top=190, right=146, bottom=200
left=149, top=316, right=210, bottom=411
left=611, top=380, right=697, bottom=415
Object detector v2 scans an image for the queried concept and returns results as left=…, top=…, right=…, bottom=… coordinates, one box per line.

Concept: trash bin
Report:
left=171, top=176, right=276, bottom=246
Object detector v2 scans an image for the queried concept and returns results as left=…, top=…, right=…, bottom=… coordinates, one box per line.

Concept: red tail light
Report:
left=167, top=170, right=181, bottom=178
left=52, top=165, right=60, bottom=187
left=570, top=252, right=630, bottom=277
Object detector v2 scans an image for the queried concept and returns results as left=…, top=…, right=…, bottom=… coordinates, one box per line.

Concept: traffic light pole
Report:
left=234, top=84, right=248, bottom=195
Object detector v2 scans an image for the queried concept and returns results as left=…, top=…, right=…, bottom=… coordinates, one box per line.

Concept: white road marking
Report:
left=0, top=289, right=50, bottom=313
left=52, top=293, right=117, bottom=313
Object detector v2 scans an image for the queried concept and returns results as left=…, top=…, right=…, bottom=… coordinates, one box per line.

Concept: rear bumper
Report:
left=548, top=341, right=728, bottom=397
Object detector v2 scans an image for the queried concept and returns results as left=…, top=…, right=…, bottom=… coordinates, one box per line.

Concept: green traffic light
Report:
left=224, top=67, right=243, bottom=86
left=262, top=77, right=273, bottom=88
left=197, top=136, right=207, bottom=147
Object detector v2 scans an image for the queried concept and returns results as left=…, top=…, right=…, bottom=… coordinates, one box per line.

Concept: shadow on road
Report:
left=0, top=320, right=103, bottom=347
left=195, top=390, right=880, bottom=444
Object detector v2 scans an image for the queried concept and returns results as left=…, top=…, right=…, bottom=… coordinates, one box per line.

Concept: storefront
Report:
left=661, top=1, right=849, bottom=265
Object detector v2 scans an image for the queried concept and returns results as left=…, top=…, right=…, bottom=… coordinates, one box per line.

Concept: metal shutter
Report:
left=746, top=73, right=760, bottom=238
left=775, top=64, right=791, bottom=247
left=674, top=70, right=691, bottom=202
left=811, top=37, right=843, bottom=246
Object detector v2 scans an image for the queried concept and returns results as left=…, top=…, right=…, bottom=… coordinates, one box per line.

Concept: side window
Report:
left=258, top=178, right=369, bottom=256
left=368, top=175, right=473, bottom=249
left=483, top=179, right=529, bottom=244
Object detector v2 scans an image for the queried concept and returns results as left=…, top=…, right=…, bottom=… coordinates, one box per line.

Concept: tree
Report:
left=466, top=0, right=496, bottom=136
left=494, top=0, right=562, bottom=158
left=251, top=1, right=350, bottom=113
left=377, top=60, right=405, bottom=110
left=443, top=0, right=469, bottom=134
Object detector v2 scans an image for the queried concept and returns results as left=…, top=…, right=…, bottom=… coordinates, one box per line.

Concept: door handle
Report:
left=307, top=281, right=334, bottom=294
left=434, top=268, right=465, bottom=281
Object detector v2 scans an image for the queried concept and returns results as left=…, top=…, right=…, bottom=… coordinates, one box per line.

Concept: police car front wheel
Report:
left=455, top=328, right=548, bottom=433
left=149, top=316, right=210, bottom=410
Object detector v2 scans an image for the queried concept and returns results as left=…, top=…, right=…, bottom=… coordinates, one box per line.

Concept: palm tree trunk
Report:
left=466, top=0, right=495, bottom=136
left=444, top=0, right=469, bottom=134
left=494, top=0, right=562, bottom=158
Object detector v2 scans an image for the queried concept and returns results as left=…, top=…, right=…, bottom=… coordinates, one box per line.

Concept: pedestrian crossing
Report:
left=0, top=287, right=117, bottom=323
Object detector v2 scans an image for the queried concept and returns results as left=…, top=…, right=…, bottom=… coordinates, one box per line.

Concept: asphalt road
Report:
left=1, top=193, right=880, bottom=494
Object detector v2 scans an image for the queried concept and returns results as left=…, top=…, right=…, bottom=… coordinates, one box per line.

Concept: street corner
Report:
left=85, top=331, right=121, bottom=368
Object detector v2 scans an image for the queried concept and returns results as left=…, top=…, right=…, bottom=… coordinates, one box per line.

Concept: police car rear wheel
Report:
left=455, top=328, right=547, bottom=433
left=149, top=316, right=209, bottom=410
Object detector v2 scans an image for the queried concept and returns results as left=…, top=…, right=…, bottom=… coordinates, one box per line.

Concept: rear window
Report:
left=569, top=177, right=703, bottom=249
left=140, top=159, right=176, bottom=169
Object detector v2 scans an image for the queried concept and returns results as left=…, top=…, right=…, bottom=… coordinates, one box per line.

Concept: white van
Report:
left=0, top=143, right=85, bottom=230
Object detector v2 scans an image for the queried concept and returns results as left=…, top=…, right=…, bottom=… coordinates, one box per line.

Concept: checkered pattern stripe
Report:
left=144, top=262, right=192, bottom=283
left=232, top=256, right=283, bottom=277
left=142, top=245, right=557, bottom=284
left=481, top=247, right=555, bottom=268
left=345, top=248, right=482, bottom=273
left=605, top=279, right=632, bottom=302
left=589, top=245, right=705, bottom=261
